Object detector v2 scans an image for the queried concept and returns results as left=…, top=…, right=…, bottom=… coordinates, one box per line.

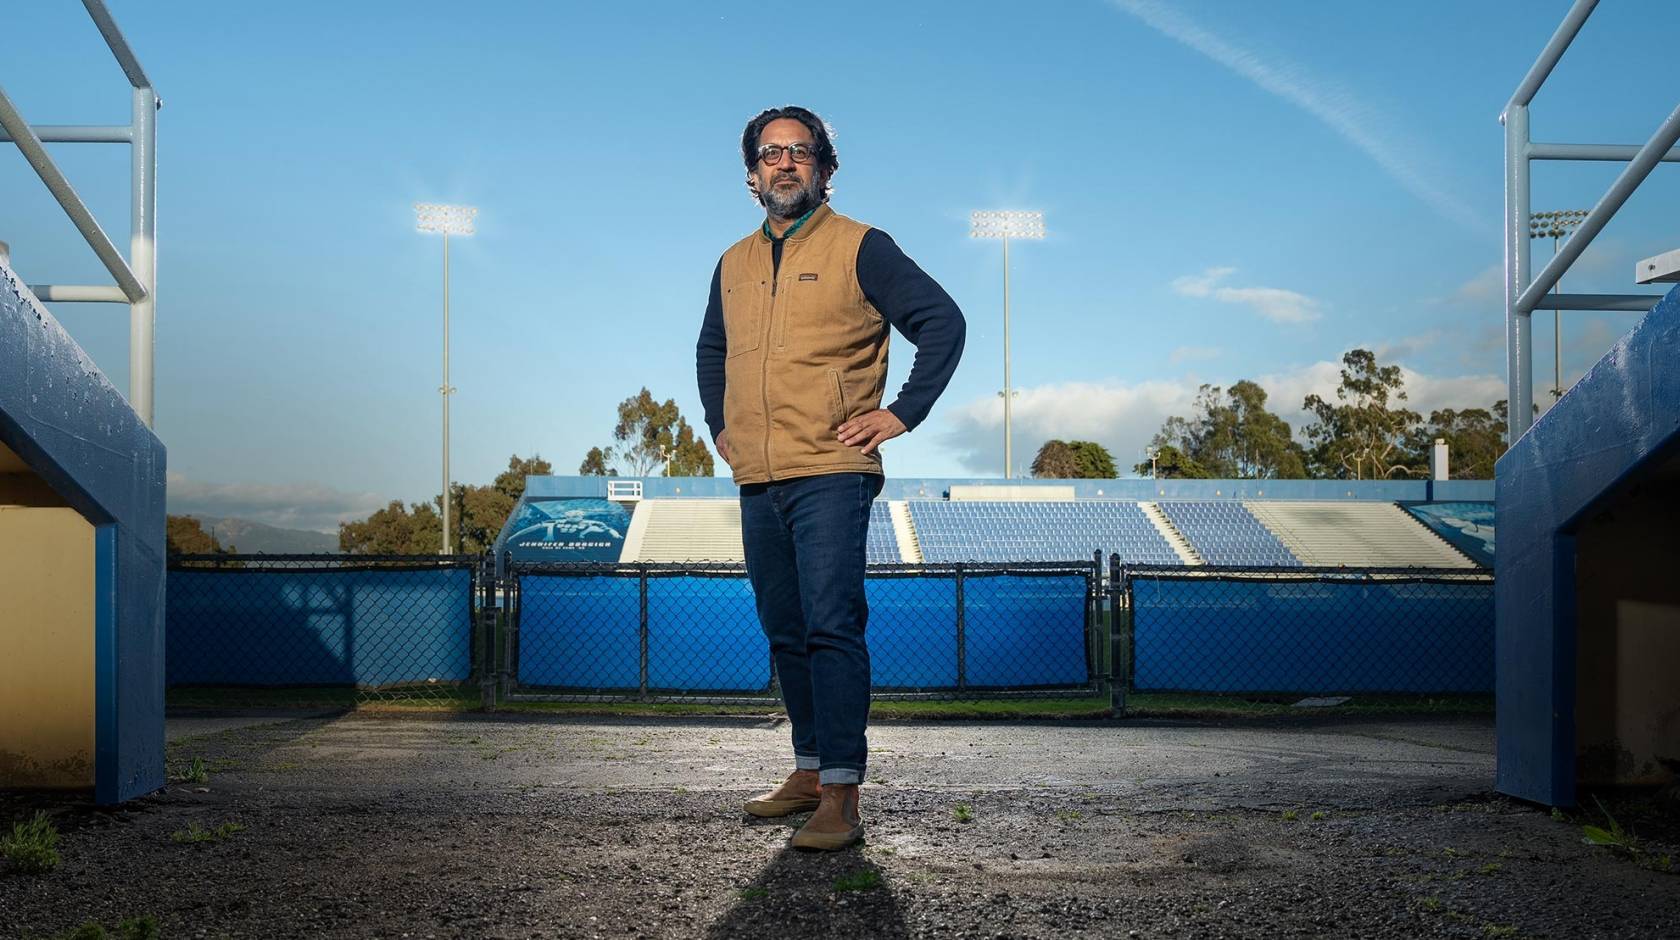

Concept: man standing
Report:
left=695, top=106, right=966, bottom=850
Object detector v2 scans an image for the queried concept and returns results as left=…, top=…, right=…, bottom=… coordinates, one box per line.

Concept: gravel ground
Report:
left=2, top=711, right=1674, bottom=939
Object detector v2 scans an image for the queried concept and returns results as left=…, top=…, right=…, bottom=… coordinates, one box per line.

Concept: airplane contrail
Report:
left=1110, top=0, right=1488, bottom=235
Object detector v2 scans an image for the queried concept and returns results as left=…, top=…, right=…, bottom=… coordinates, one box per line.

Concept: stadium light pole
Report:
left=415, top=203, right=477, bottom=555
left=1528, top=209, right=1587, bottom=401
left=970, top=210, right=1045, bottom=479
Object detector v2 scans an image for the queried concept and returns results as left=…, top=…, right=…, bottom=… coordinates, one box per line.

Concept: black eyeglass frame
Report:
left=755, top=142, right=819, bottom=166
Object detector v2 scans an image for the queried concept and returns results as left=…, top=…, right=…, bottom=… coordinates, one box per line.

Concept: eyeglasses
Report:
left=756, top=142, right=818, bottom=166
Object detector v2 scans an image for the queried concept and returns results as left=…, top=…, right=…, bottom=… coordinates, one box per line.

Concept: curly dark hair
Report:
left=741, top=105, right=839, bottom=199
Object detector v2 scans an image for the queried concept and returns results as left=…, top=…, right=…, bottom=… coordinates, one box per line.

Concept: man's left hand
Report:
left=837, top=409, right=907, bottom=456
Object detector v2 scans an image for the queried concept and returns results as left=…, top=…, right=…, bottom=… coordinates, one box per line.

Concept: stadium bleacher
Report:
left=867, top=501, right=901, bottom=564
left=611, top=492, right=1479, bottom=569
left=908, top=500, right=1179, bottom=564
left=1159, top=501, right=1300, bottom=567
left=1244, top=501, right=1475, bottom=568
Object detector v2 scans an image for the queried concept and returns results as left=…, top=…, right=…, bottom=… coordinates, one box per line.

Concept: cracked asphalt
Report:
left=2, top=710, right=1674, bottom=939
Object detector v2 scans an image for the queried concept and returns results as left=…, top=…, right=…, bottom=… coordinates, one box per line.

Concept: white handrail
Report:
left=0, top=0, right=159, bottom=426
left=1501, top=0, right=1677, bottom=442
left=0, top=86, right=145, bottom=303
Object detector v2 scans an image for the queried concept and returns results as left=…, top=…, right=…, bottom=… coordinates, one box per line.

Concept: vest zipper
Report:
left=761, top=268, right=777, bottom=481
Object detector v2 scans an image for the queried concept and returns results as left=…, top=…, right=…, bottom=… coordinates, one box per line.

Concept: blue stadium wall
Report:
left=1496, top=283, right=1680, bottom=808
left=0, top=260, right=167, bottom=805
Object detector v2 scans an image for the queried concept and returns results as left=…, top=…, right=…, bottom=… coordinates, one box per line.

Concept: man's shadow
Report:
left=705, top=841, right=909, bottom=939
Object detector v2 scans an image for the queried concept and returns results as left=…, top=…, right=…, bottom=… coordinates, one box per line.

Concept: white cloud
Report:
left=1110, top=0, right=1486, bottom=235
left=1369, top=330, right=1443, bottom=362
left=1172, top=267, right=1322, bottom=323
left=940, top=380, right=1200, bottom=476
left=166, top=473, right=389, bottom=534
left=1169, top=345, right=1222, bottom=364
left=1452, top=265, right=1503, bottom=306
left=939, top=361, right=1506, bottom=476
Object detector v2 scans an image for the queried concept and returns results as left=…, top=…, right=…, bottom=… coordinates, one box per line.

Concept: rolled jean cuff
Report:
left=819, top=766, right=863, bottom=786
left=794, top=753, right=821, bottom=771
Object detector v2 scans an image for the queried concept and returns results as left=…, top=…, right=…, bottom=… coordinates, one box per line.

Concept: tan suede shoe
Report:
left=743, top=772, right=822, bottom=817
left=743, top=793, right=822, bottom=818
left=790, top=816, right=865, bottom=851
left=790, top=785, right=864, bottom=850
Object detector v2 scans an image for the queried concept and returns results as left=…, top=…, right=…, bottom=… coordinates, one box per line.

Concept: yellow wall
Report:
left=0, top=441, right=95, bottom=788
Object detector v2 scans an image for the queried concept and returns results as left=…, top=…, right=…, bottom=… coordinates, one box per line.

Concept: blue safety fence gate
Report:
left=1117, top=563, right=1494, bottom=696
left=505, top=560, right=1104, bottom=702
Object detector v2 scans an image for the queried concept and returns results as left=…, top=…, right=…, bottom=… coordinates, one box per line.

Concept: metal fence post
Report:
left=501, top=566, right=517, bottom=702
left=637, top=563, right=651, bottom=702
left=1109, top=553, right=1126, bottom=713
left=1090, top=549, right=1103, bottom=695
left=954, top=563, right=967, bottom=694
left=478, top=558, right=496, bottom=711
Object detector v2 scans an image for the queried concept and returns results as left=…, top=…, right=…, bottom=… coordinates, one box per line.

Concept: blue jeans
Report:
left=740, top=471, right=883, bottom=785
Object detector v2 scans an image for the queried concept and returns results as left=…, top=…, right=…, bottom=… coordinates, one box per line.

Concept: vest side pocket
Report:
left=827, top=369, right=847, bottom=425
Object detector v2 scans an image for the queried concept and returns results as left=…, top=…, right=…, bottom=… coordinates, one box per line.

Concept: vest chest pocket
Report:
left=722, top=279, right=766, bottom=359
left=775, top=273, right=875, bottom=352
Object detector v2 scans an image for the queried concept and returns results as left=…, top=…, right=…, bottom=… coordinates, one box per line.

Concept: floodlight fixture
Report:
left=415, top=202, right=478, bottom=236
left=1528, top=209, right=1588, bottom=400
left=969, top=210, right=1045, bottom=240
left=969, top=209, right=1046, bottom=479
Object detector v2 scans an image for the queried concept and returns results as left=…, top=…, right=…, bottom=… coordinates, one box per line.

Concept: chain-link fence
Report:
left=168, top=554, right=489, bottom=706
left=1113, top=561, right=1494, bottom=699
left=165, top=554, right=1494, bottom=710
left=504, top=560, right=1104, bottom=703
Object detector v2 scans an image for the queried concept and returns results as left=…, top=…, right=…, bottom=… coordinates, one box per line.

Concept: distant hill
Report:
left=189, top=516, right=338, bottom=554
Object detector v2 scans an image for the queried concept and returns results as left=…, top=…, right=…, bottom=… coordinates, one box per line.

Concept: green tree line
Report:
left=338, top=454, right=551, bottom=555
left=1031, top=347, right=1513, bottom=481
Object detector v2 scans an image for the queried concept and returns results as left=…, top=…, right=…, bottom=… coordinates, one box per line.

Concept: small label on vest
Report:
left=798, top=273, right=819, bottom=281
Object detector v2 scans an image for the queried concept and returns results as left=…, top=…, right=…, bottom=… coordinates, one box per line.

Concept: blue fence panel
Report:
left=167, top=567, right=472, bottom=687
left=1130, top=576, right=1493, bottom=693
left=648, top=576, right=767, bottom=691
left=516, top=575, right=640, bottom=688
left=866, top=576, right=958, bottom=688
left=964, top=575, right=1089, bottom=687
left=512, top=567, right=1092, bottom=695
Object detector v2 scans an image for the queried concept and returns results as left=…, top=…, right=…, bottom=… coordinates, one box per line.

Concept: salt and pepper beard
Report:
left=755, top=169, right=826, bottom=220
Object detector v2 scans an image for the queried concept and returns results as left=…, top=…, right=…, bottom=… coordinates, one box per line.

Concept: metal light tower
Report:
left=1528, top=209, right=1588, bottom=401
left=414, top=203, right=477, bottom=555
left=970, top=210, right=1045, bottom=479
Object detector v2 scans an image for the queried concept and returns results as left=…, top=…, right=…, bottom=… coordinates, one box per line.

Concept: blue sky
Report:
left=5, top=1, right=1678, bottom=531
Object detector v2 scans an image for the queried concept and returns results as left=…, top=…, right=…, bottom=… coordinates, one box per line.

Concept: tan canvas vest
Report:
left=718, top=204, right=889, bottom=485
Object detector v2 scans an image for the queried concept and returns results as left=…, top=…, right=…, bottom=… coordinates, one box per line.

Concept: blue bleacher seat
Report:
left=906, top=500, right=1179, bottom=564
left=866, top=501, right=900, bottom=564
left=1158, top=501, right=1300, bottom=567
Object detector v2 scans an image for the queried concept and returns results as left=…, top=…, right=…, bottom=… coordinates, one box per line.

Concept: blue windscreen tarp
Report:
left=1130, top=576, right=1492, bottom=693
left=168, top=567, right=473, bottom=687
left=514, top=571, right=1091, bottom=693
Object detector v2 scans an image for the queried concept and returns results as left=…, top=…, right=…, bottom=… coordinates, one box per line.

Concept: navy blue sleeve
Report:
left=858, top=229, right=966, bottom=432
left=695, top=259, right=727, bottom=443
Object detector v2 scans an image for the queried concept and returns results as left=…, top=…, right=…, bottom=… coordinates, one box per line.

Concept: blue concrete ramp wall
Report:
left=1495, top=284, right=1680, bottom=808
left=0, top=260, right=167, bottom=804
